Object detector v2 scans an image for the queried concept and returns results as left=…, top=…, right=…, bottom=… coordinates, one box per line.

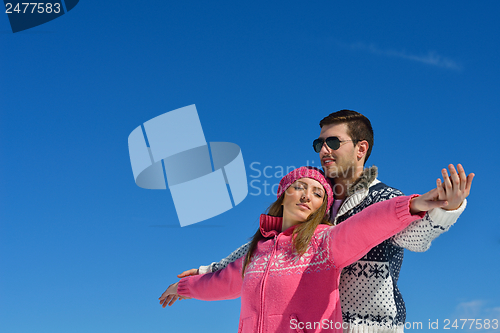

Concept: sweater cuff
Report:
left=428, top=198, right=467, bottom=227
left=177, top=277, right=192, bottom=298
left=395, top=195, right=426, bottom=223
left=198, top=264, right=214, bottom=274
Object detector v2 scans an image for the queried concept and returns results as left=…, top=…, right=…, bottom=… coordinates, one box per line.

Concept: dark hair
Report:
left=319, top=110, right=374, bottom=164
left=241, top=192, right=331, bottom=277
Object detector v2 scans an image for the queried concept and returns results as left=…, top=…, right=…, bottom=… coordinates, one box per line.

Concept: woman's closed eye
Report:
left=293, top=185, right=323, bottom=198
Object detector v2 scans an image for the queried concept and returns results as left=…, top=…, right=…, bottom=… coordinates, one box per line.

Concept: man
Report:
left=176, top=110, right=473, bottom=333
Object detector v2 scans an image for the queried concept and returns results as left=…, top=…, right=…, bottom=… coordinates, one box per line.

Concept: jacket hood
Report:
left=346, top=166, right=378, bottom=196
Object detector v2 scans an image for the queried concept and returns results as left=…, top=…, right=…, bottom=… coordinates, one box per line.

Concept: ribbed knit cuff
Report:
left=395, top=195, right=426, bottom=224
left=198, top=264, right=214, bottom=274
left=177, top=277, right=192, bottom=298
left=428, top=198, right=467, bottom=228
left=344, top=323, right=404, bottom=333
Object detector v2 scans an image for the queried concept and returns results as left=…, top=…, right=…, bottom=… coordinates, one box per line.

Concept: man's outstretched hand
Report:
left=409, top=164, right=474, bottom=214
left=437, top=164, right=474, bottom=211
left=177, top=268, right=199, bottom=278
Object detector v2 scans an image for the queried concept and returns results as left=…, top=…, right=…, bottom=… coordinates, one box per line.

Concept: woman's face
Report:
left=282, top=177, right=325, bottom=224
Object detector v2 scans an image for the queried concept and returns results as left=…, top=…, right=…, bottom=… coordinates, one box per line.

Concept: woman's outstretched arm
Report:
left=159, top=257, right=244, bottom=308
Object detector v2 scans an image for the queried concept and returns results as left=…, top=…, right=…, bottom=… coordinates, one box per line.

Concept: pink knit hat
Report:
left=277, top=166, right=333, bottom=214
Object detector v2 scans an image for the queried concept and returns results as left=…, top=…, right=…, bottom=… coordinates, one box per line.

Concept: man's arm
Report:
left=199, top=241, right=251, bottom=273
left=391, top=164, right=473, bottom=252
left=177, top=241, right=251, bottom=279
left=391, top=201, right=466, bottom=252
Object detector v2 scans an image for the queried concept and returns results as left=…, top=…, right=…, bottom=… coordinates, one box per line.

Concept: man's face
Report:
left=317, top=123, right=358, bottom=179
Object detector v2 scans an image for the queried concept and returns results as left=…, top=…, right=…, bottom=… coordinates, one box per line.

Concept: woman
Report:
left=159, top=166, right=447, bottom=333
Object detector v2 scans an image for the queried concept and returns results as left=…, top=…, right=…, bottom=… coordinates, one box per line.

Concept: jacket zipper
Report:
left=257, top=234, right=279, bottom=333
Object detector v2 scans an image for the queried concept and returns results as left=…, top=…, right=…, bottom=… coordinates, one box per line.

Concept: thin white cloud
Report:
left=450, top=300, right=500, bottom=331
left=342, top=41, right=462, bottom=71
left=454, top=300, right=485, bottom=318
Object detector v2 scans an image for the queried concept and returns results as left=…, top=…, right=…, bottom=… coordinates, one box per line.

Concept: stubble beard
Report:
left=323, top=162, right=358, bottom=181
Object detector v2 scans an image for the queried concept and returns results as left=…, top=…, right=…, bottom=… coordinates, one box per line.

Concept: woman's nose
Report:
left=301, top=190, right=311, bottom=202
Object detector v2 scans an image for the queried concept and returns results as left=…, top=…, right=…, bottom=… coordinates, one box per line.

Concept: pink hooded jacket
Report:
left=177, top=195, right=424, bottom=333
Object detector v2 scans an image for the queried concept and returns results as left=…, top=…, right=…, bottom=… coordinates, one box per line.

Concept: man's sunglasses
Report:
left=312, top=137, right=354, bottom=153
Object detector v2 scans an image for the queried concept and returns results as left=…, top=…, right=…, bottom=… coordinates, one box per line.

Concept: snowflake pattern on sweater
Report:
left=336, top=182, right=407, bottom=327
left=244, top=229, right=332, bottom=279
left=203, top=166, right=465, bottom=333
left=335, top=180, right=463, bottom=330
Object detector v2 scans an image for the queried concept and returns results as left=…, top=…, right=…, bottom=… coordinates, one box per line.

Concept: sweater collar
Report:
left=259, top=214, right=282, bottom=237
left=259, top=214, right=300, bottom=237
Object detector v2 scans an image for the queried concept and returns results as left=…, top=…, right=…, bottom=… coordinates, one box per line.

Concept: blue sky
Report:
left=1, top=1, right=499, bottom=332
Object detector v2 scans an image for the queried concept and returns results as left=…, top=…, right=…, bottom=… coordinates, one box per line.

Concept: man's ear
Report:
left=356, top=140, right=369, bottom=162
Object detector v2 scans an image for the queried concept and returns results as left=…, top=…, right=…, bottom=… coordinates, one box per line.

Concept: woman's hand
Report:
left=159, top=282, right=182, bottom=308
left=409, top=188, right=448, bottom=215
left=410, top=163, right=474, bottom=215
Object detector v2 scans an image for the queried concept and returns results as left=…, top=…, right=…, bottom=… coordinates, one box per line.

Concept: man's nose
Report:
left=319, top=141, right=331, bottom=155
